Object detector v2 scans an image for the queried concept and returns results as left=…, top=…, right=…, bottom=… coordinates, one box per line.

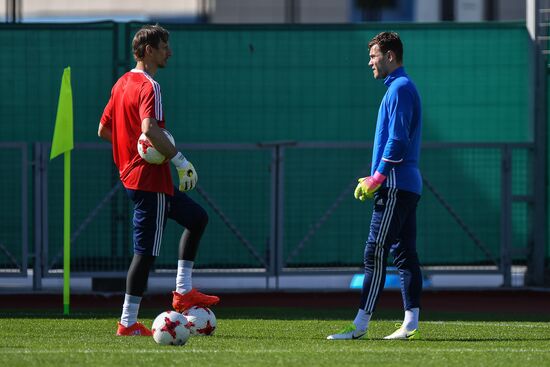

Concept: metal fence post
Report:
left=43, top=144, right=49, bottom=277
left=21, top=143, right=28, bottom=276
left=268, top=146, right=278, bottom=289
left=527, top=0, right=548, bottom=286
left=32, top=143, right=43, bottom=290
left=276, top=145, right=286, bottom=288
left=265, top=141, right=294, bottom=289
left=500, top=146, right=513, bottom=287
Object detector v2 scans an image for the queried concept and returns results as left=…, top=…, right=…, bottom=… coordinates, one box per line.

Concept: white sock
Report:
left=403, top=308, right=419, bottom=331
left=176, top=260, right=194, bottom=294
left=353, top=309, right=371, bottom=332
left=120, top=294, right=141, bottom=327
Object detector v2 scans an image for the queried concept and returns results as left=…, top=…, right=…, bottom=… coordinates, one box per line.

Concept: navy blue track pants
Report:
left=359, top=187, right=422, bottom=313
left=125, top=187, right=208, bottom=256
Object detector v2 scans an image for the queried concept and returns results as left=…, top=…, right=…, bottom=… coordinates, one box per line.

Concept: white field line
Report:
left=424, top=321, right=550, bottom=328
left=1, top=348, right=550, bottom=354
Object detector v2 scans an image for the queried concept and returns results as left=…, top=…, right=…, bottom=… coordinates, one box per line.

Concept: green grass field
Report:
left=1, top=307, right=549, bottom=366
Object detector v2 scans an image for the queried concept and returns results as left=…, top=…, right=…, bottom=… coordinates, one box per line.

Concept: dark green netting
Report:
left=0, top=22, right=539, bottom=271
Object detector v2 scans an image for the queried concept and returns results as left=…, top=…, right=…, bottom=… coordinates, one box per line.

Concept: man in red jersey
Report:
left=98, top=24, right=219, bottom=336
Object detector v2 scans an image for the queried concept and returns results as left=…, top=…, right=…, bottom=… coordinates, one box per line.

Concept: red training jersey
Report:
left=100, top=69, right=174, bottom=196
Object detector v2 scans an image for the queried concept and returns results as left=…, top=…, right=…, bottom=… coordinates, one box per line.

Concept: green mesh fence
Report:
left=157, top=147, right=272, bottom=270
left=0, top=144, right=27, bottom=272
left=282, top=145, right=530, bottom=268
left=132, top=22, right=530, bottom=144
left=0, top=21, right=540, bottom=273
left=45, top=144, right=272, bottom=272
left=419, top=147, right=503, bottom=266
left=0, top=23, right=116, bottom=143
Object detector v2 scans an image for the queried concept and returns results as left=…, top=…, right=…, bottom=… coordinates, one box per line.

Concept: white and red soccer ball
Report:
left=151, top=311, right=191, bottom=346
left=182, top=306, right=217, bottom=336
left=137, top=128, right=175, bottom=164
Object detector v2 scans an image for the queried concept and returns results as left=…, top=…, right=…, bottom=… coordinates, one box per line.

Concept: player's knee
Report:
left=394, top=253, right=420, bottom=269
left=363, top=243, right=381, bottom=269
left=196, top=207, right=209, bottom=230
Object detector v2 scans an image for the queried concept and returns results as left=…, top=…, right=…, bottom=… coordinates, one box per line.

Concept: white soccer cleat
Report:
left=326, top=323, right=367, bottom=340
left=383, top=324, right=420, bottom=340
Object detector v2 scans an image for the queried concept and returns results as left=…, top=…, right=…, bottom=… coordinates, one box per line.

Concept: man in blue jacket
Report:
left=328, top=31, right=423, bottom=340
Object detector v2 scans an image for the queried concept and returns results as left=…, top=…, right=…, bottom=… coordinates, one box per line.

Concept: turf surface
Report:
left=1, top=308, right=549, bottom=366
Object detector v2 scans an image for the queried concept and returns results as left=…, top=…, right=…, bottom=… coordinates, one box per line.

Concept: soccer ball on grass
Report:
left=182, top=306, right=217, bottom=336
left=151, top=310, right=191, bottom=346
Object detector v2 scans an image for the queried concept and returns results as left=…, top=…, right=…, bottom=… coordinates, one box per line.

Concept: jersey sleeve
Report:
left=139, top=80, right=163, bottom=122
left=376, top=85, right=414, bottom=175
left=100, top=93, right=113, bottom=128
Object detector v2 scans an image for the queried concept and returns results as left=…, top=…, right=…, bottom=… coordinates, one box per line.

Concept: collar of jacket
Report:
left=384, top=66, right=406, bottom=87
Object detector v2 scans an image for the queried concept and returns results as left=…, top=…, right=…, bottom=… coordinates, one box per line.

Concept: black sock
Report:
left=126, top=254, right=155, bottom=296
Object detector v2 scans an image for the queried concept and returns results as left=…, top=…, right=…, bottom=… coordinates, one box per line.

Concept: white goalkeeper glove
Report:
left=171, top=152, right=198, bottom=192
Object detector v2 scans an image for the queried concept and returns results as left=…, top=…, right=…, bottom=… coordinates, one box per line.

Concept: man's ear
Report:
left=145, top=44, right=153, bottom=56
left=387, top=50, right=394, bottom=63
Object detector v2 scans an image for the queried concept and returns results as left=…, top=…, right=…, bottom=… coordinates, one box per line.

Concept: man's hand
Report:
left=176, top=161, right=197, bottom=191
left=354, top=172, right=386, bottom=201
left=172, top=152, right=198, bottom=192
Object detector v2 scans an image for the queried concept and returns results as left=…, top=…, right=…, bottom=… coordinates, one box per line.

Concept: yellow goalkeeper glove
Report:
left=171, top=152, right=198, bottom=192
left=354, top=171, right=386, bottom=201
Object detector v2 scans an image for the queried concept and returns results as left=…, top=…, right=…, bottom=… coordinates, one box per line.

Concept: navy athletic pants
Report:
left=359, top=187, right=422, bottom=313
left=125, top=187, right=208, bottom=256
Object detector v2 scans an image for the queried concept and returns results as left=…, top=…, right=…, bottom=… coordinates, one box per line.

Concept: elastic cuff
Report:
left=171, top=151, right=188, bottom=168
left=372, top=171, right=387, bottom=185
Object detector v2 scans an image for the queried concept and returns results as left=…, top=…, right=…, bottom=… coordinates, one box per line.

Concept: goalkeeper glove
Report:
left=171, top=152, right=198, bottom=192
left=354, top=171, right=386, bottom=201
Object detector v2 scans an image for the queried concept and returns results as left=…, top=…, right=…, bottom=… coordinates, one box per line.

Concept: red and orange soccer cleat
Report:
left=116, top=321, right=153, bottom=336
left=172, top=289, right=220, bottom=312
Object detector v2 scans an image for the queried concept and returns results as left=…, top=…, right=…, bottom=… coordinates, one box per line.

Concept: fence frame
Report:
left=0, top=142, right=28, bottom=278
left=15, top=140, right=535, bottom=290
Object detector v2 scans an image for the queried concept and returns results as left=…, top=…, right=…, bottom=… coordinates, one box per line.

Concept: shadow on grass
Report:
left=1, top=307, right=550, bottom=322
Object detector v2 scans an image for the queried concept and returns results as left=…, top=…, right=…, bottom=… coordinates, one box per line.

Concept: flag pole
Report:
left=50, top=66, right=73, bottom=316
left=63, top=151, right=71, bottom=315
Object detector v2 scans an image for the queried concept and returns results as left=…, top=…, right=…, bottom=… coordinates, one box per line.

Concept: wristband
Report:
left=372, top=171, right=386, bottom=185
left=171, top=151, right=188, bottom=168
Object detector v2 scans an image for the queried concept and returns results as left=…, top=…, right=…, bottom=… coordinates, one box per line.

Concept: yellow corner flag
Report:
left=50, top=67, right=74, bottom=160
left=50, top=67, right=73, bottom=316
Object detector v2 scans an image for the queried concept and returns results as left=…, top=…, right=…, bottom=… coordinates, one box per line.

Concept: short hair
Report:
left=132, top=24, right=170, bottom=61
left=368, top=31, right=403, bottom=63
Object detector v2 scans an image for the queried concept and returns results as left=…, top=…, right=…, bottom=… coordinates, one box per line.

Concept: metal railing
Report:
left=0, top=141, right=535, bottom=290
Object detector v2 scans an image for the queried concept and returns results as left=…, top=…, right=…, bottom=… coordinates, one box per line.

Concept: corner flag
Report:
left=50, top=67, right=73, bottom=159
left=50, top=67, right=73, bottom=315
